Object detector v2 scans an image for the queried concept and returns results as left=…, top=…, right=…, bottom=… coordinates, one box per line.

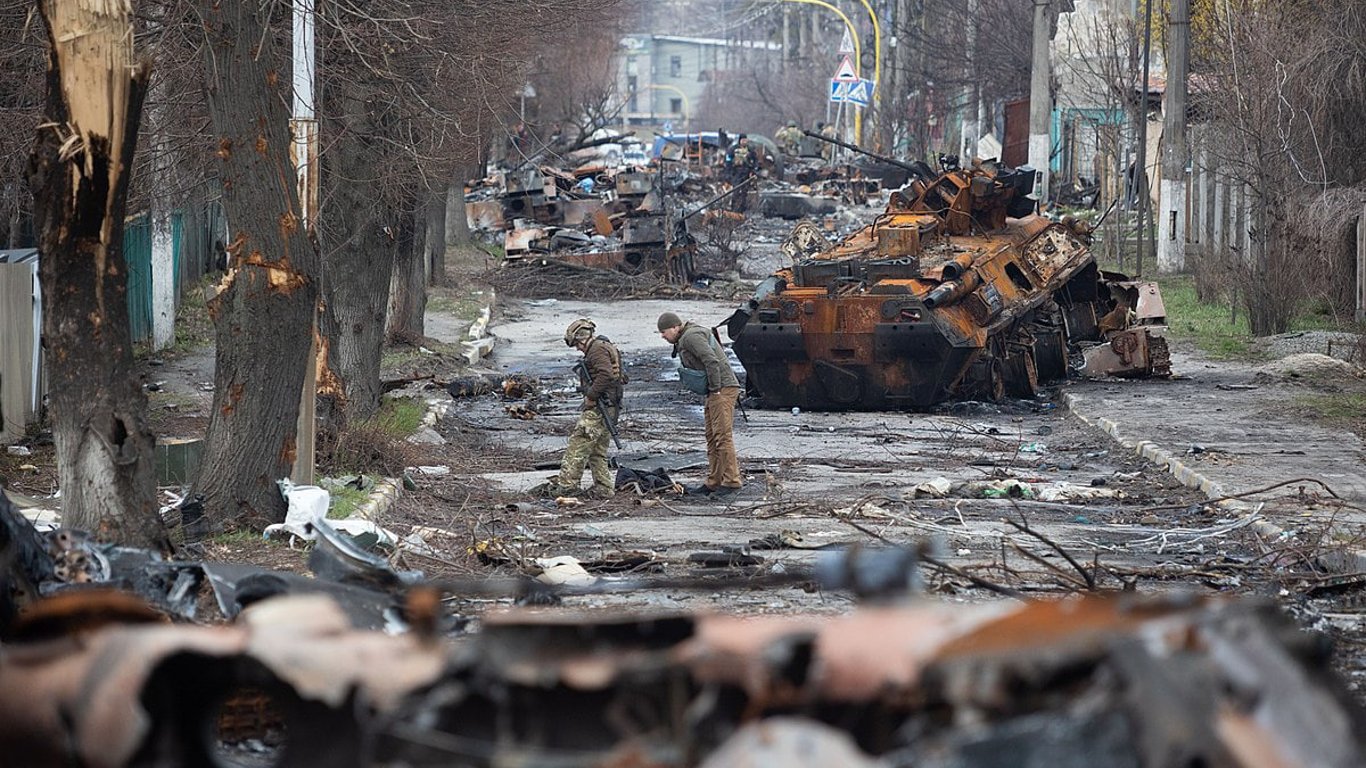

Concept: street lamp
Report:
left=847, top=0, right=882, bottom=127
left=767, top=0, right=864, bottom=143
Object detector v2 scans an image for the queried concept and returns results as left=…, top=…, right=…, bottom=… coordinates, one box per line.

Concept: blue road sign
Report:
left=829, top=79, right=849, bottom=103
left=844, top=79, right=873, bottom=108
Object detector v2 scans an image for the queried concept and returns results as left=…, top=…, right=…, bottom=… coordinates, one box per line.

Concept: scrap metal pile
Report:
left=465, top=131, right=896, bottom=290
left=467, top=157, right=737, bottom=286
left=2, top=492, right=1365, bottom=767
left=726, top=154, right=1171, bottom=410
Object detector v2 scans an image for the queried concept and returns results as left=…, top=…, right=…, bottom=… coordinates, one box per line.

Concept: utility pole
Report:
left=291, top=0, right=318, bottom=484
left=1157, top=0, right=1189, bottom=273
left=782, top=6, right=791, bottom=70
left=960, top=0, right=978, bottom=161
left=1134, top=0, right=1154, bottom=276
left=1028, top=0, right=1052, bottom=204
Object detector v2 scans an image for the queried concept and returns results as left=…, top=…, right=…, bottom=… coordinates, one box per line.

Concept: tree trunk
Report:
left=194, top=0, right=319, bottom=531
left=317, top=95, right=397, bottom=435
left=26, top=0, right=166, bottom=550
left=441, top=162, right=479, bottom=284
left=424, top=188, right=447, bottom=287
left=386, top=203, right=425, bottom=343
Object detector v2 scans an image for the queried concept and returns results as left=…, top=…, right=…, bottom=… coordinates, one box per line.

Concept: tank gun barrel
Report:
left=922, top=271, right=982, bottom=309
left=680, top=175, right=757, bottom=222
left=801, top=130, right=932, bottom=181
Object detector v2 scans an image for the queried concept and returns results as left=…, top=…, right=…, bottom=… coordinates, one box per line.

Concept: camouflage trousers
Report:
left=554, top=407, right=616, bottom=496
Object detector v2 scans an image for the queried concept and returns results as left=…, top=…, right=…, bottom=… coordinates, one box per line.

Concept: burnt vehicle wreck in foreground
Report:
left=727, top=151, right=1168, bottom=410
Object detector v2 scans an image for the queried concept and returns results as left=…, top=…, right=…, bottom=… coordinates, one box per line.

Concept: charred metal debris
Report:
left=466, top=162, right=712, bottom=284
left=725, top=147, right=1172, bottom=411
left=464, top=131, right=916, bottom=289
left=2, top=484, right=1366, bottom=767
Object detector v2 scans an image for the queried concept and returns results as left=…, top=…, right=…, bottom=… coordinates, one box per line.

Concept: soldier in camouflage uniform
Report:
left=541, top=318, right=625, bottom=500
left=775, top=121, right=802, bottom=156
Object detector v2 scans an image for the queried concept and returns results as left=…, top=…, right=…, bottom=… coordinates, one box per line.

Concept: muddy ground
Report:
left=373, top=294, right=1365, bottom=701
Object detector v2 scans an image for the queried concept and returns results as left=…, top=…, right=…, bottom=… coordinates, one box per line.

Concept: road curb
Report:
left=353, top=396, right=453, bottom=523
left=354, top=477, right=401, bottom=522
left=1062, top=392, right=1227, bottom=498
left=1064, top=391, right=1366, bottom=573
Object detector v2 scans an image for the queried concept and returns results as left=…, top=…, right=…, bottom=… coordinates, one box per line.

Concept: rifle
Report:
left=573, top=359, right=624, bottom=449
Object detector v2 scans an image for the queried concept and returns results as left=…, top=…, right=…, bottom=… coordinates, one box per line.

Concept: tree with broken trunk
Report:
left=26, top=0, right=168, bottom=550
left=192, top=0, right=319, bottom=531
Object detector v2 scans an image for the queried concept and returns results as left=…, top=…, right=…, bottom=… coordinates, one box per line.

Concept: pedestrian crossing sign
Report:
left=844, top=78, right=873, bottom=107
left=829, top=77, right=873, bottom=107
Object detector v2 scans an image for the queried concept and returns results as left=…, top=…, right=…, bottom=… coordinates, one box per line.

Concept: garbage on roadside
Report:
left=535, top=555, right=595, bottom=586
left=969, top=478, right=1035, bottom=499
left=1036, top=482, right=1125, bottom=502
left=912, top=477, right=954, bottom=498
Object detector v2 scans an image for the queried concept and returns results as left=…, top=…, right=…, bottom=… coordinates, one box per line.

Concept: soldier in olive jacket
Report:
left=657, top=311, right=742, bottom=498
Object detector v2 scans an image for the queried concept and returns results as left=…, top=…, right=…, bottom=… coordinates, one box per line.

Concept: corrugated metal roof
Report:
left=0, top=248, right=38, bottom=264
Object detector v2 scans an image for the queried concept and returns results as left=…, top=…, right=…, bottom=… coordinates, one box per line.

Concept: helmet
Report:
left=564, top=318, right=595, bottom=347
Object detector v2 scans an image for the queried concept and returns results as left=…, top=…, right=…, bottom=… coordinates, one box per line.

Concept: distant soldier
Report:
left=728, top=134, right=752, bottom=169
left=818, top=121, right=836, bottom=160
left=775, top=120, right=802, bottom=156
left=538, top=318, right=625, bottom=500
left=726, top=134, right=758, bottom=211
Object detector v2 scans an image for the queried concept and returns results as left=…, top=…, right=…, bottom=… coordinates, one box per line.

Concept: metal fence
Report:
left=123, top=202, right=225, bottom=344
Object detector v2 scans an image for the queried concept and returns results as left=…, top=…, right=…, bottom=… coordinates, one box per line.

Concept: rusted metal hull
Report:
left=731, top=162, right=1169, bottom=411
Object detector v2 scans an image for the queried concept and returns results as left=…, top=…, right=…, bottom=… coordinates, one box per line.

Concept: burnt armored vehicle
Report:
left=727, top=156, right=1168, bottom=410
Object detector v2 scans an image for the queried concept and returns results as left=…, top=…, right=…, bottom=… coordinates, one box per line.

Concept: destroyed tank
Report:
left=726, top=157, right=1169, bottom=410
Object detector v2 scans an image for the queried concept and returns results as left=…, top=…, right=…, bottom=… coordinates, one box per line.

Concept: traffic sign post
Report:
left=829, top=78, right=873, bottom=108
left=838, top=27, right=855, bottom=56
left=833, top=55, right=858, bottom=83
left=844, top=79, right=873, bottom=108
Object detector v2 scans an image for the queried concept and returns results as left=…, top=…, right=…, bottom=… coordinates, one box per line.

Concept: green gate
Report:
left=124, top=214, right=153, bottom=344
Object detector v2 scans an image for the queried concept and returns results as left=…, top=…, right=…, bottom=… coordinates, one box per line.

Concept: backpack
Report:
left=596, top=336, right=628, bottom=386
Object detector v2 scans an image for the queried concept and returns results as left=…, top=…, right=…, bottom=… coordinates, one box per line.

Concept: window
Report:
left=670, top=55, right=682, bottom=78
left=670, top=98, right=683, bottom=115
left=627, top=75, right=638, bottom=112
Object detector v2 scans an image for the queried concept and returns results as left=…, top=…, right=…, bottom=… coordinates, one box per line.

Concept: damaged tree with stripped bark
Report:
left=193, top=0, right=319, bottom=531
left=26, top=0, right=167, bottom=550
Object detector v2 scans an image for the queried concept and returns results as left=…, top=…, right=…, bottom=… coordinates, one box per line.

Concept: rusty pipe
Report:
left=922, top=270, right=981, bottom=309
left=940, top=252, right=974, bottom=281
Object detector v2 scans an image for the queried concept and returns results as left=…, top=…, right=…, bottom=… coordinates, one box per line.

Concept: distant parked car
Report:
left=568, top=128, right=648, bottom=169
left=621, top=144, right=649, bottom=168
